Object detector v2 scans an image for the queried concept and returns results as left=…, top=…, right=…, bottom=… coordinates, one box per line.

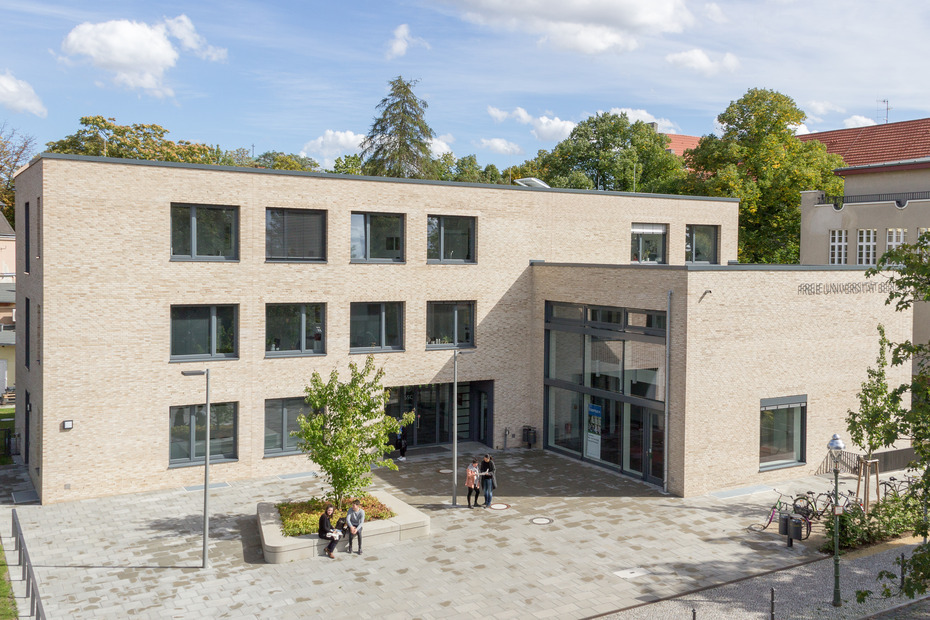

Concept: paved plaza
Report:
left=1, top=445, right=926, bottom=618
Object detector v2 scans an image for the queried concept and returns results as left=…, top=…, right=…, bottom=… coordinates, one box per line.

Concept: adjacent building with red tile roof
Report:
left=797, top=118, right=930, bottom=167
left=663, top=133, right=701, bottom=157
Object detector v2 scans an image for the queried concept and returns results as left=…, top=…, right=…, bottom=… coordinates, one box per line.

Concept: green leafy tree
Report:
left=427, top=152, right=455, bottom=181
left=684, top=89, right=845, bottom=263
left=544, top=112, right=685, bottom=193
left=453, top=154, right=482, bottom=183
left=254, top=151, right=319, bottom=171
left=332, top=154, right=362, bottom=175
left=0, top=122, right=35, bottom=229
left=295, top=356, right=415, bottom=505
left=360, top=76, right=435, bottom=178
left=46, top=116, right=215, bottom=164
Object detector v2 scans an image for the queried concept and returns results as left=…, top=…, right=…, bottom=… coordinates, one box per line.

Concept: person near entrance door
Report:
left=478, top=454, right=496, bottom=507
left=396, top=431, right=408, bottom=461
left=465, top=458, right=480, bottom=508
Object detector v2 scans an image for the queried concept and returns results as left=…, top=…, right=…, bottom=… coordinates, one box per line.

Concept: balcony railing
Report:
left=824, top=190, right=930, bottom=210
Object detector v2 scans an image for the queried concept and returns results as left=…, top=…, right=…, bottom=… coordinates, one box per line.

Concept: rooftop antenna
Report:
left=877, top=99, right=892, bottom=124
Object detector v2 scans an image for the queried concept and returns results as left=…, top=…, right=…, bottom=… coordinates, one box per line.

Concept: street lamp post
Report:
left=828, top=433, right=846, bottom=607
left=452, top=349, right=474, bottom=506
left=182, top=368, right=211, bottom=569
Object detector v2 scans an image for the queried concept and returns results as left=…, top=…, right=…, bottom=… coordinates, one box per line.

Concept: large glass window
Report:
left=350, top=302, right=403, bottom=351
left=587, top=335, right=623, bottom=393
left=426, top=301, right=475, bottom=348
left=760, top=398, right=806, bottom=469
left=171, top=203, right=238, bottom=260
left=548, top=330, right=584, bottom=385
left=169, top=402, right=238, bottom=464
left=171, top=305, right=238, bottom=360
left=857, top=228, right=877, bottom=266
left=685, top=225, right=718, bottom=263
left=547, top=386, right=583, bottom=455
left=266, top=208, right=326, bottom=261
left=829, top=229, right=848, bottom=265
left=264, top=397, right=310, bottom=455
left=266, top=304, right=325, bottom=356
left=351, top=213, right=404, bottom=262
left=427, top=216, right=476, bottom=263
left=624, top=340, right=665, bottom=402
left=631, top=223, right=667, bottom=264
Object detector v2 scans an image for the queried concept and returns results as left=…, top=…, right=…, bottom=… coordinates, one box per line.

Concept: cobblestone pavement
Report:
left=0, top=446, right=915, bottom=619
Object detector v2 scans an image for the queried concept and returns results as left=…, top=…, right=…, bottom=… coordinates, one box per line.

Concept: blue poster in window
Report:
left=586, top=404, right=602, bottom=460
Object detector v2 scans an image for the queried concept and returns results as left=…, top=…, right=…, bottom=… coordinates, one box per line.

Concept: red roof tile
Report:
left=797, top=118, right=930, bottom=167
left=663, top=133, right=701, bottom=156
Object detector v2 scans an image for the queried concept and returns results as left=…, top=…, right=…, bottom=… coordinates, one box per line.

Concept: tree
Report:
left=544, top=112, right=685, bottom=193
left=46, top=116, right=215, bottom=164
left=254, top=151, right=319, bottom=171
left=0, top=122, right=35, bottom=228
left=332, top=154, right=362, bottom=175
left=295, top=355, right=415, bottom=505
left=360, top=76, right=435, bottom=178
left=846, top=325, right=905, bottom=460
left=685, top=88, right=846, bottom=263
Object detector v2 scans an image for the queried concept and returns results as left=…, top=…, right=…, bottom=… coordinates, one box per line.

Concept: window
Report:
left=759, top=396, right=806, bottom=469
left=171, top=305, right=238, bottom=360
left=24, top=297, right=29, bottom=370
left=350, top=302, right=403, bottom=351
left=266, top=208, right=326, bottom=261
left=886, top=228, right=907, bottom=253
left=857, top=228, right=877, bottom=265
left=171, top=203, right=238, bottom=260
left=351, top=213, right=404, bottom=262
left=626, top=310, right=666, bottom=335
left=685, top=225, right=718, bottom=263
left=427, top=216, right=476, bottom=263
left=169, top=402, right=238, bottom=464
left=427, top=301, right=475, bottom=348
left=829, top=229, right=848, bottom=265
left=265, top=397, right=310, bottom=455
left=631, top=224, right=667, bottom=264
left=266, top=304, right=325, bottom=356
left=23, top=201, right=29, bottom=273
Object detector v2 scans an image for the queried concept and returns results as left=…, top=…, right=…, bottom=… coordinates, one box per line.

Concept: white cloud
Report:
left=445, top=0, right=693, bottom=54
left=792, top=123, right=811, bottom=135
left=487, top=105, right=509, bottom=122
left=60, top=15, right=226, bottom=97
left=807, top=100, right=845, bottom=117
left=492, top=106, right=574, bottom=141
left=301, top=129, right=365, bottom=158
left=479, top=138, right=523, bottom=155
left=0, top=71, right=47, bottom=117
left=665, top=49, right=739, bottom=76
left=386, top=24, right=430, bottom=60
left=844, top=115, right=877, bottom=128
left=607, top=107, right=679, bottom=134
left=703, top=3, right=727, bottom=23
left=430, top=133, right=455, bottom=157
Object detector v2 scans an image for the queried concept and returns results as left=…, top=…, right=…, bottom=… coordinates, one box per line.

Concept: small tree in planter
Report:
left=295, top=355, right=415, bottom=505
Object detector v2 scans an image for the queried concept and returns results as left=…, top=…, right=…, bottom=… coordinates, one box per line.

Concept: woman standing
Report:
left=478, top=454, right=495, bottom=508
left=465, top=458, right=480, bottom=508
left=318, top=504, right=339, bottom=559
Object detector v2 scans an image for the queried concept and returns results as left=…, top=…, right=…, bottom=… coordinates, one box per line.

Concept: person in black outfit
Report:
left=478, top=454, right=495, bottom=508
left=318, top=504, right=339, bottom=559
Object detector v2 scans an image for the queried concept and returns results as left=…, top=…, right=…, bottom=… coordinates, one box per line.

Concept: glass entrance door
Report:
left=622, top=404, right=664, bottom=485
left=623, top=405, right=644, bottom=475
left=645, top=411, right=664, bottom=485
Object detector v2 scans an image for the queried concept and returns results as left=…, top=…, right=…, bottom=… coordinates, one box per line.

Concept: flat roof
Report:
left=20, top=152, right=739, bottom=204
left=531, top=260, right=875, bottom=272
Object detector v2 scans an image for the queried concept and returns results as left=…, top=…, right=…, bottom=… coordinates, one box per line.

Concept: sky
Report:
left=2, top=0, right=930, bottom=170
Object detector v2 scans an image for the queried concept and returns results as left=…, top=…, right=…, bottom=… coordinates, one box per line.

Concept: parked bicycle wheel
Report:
left=880, top=481, right=899, bottom=500
left=793, top=496, right=814, bottom=520
left=798, top=514, right=812, bottom=540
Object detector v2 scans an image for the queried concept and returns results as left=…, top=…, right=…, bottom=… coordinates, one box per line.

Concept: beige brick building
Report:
left=14, top=154, right=910, bottom=503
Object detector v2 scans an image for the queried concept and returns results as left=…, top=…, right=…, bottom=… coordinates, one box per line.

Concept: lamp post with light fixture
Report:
left=182, top=368, right=211, bottom=569
left=452, top=349, right=474, bottom=506
left=828, top=433, right=846, bottom=607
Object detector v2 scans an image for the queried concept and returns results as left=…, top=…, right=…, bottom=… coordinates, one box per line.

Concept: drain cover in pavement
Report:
left=530, top=517, right=553, bottom=525
left=489, top=502, right=509, bottom=510
left=613, top=567, right=651, bottom=579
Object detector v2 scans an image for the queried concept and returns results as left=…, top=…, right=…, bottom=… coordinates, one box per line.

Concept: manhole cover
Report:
left=530, top=517, right=552, bottom=525
left=489, top=502, right=509, bottom=510
left=613, top=567, right=651, bottom=579
left=438, top=469, right=453, bottom=474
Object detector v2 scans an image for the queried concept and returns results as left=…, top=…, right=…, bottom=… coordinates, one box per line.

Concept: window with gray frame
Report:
left=759, top=396, right=806, bottom=469
left=266, top=303, right=325, bottom=355
left=427, top=216, right=476, bottom=262
left=171, top=203, right=238, bottom=260
left=169, top=402, right=238, bottom=464
left=631, top=223, right=667, bottom=263
left=426, top=301, right=475, bottom=348
left=685, top=225, right=718, bottom=263
left=264, top=397, right=310, bottom=455
left=350, top=302, right=403, bottom=351
left=351, top=213, right=404, bottom=262
left=171, top=305, right=238, bottom=360
left=266, top=208, right=326, bottom=261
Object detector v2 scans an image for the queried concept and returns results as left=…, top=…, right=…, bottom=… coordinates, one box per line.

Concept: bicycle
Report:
left=793, top=489, right=838, bottom=521
left=751, top=490, right=811, bottom=538
left=881, top=474, right=920, bottom=500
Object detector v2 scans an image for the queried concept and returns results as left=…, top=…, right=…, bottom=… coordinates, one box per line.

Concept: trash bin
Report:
left=778, top=513, right=790, bottom=535
left=789, top=517, right=803, bottom=540
left=522, top=425, right=537, bottom=448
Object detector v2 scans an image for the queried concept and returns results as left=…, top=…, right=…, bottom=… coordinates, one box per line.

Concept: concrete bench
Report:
left=257, top=489, right=430, bottom=563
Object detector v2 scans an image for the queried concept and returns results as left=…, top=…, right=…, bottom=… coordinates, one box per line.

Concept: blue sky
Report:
left=3, top=0, right=930, bottom=169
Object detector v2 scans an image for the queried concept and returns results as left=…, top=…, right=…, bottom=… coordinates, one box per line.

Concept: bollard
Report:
left=692, top=608, right=696, bottom=619
left=770, top=587, right=775, bottom=620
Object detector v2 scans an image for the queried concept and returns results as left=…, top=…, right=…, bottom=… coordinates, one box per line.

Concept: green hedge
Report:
left=822, top=494, right=923, bottom=553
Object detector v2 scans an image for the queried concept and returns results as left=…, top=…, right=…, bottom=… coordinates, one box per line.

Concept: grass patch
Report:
left=277, top=495, right=394, bottom=537
left=0, top=538, right=17, bottom=619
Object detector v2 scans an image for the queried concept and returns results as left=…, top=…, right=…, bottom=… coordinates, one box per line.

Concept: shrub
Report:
left=822, top=493, right=922, bottom=553
left=277, top=494, right=395, bottom=537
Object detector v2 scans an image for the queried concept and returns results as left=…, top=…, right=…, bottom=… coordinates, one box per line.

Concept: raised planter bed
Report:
left=257, top=489, right=430, bottom=563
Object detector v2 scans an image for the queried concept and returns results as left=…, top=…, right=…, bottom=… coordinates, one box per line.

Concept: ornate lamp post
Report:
left=828, top=433, right=846, bottom=607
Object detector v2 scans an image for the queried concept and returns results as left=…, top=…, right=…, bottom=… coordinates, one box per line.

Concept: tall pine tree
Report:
left=361, top=76, right=435, bottom=178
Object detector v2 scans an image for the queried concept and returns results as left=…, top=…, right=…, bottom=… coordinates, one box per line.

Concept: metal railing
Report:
left=815, top=449, right=860, bottom=475
left=10, top=509, right=46, bottom=619
left=823, top=190, right=930, bottom=210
